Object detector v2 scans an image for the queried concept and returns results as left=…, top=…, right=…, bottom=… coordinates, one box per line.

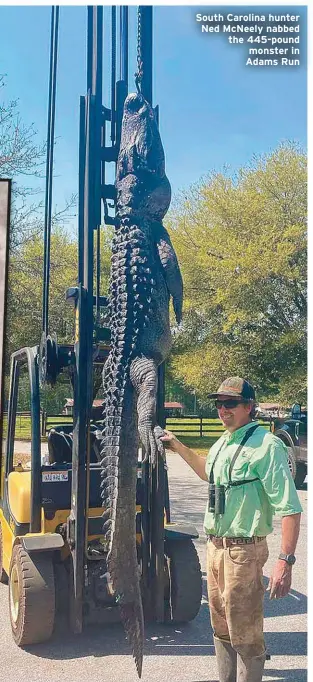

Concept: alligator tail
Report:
left=100, top=216, right=153, bottom=677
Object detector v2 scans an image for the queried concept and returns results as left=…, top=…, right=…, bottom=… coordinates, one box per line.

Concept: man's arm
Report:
left=160, top=430, right=208, bottom=481
left=268, top=512, right=301, bottom=599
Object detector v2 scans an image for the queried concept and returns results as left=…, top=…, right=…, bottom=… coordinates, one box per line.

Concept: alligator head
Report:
left=116, top=93, right=171, bottom=223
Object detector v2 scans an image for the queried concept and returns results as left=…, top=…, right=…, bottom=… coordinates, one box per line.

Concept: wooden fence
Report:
left=166, top=417, right=222, bottom=438
left=2, top=412, right=270, bottom=440
left=166, top=417, right=270, bottom=438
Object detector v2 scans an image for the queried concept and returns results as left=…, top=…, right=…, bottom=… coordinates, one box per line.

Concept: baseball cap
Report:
left=207, top=377, right=256, bottom=400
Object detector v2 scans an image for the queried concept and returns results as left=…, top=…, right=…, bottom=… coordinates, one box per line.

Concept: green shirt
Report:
left=204, top=421, right=303, bottom=537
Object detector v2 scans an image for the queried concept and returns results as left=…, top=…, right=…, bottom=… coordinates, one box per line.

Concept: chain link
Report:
left=135, top=6, right=143, bottom=93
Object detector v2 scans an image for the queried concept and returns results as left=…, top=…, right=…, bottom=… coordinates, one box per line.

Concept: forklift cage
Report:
left=4, top=347, right=41, bottom=533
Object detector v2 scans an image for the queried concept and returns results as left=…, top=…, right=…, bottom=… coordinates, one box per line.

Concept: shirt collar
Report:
left=224, top=421, right=255, bottom=444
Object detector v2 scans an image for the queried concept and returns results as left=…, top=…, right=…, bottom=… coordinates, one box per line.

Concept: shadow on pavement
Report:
left=24, top=602, right=306, bottom=664
left=22, top=568, right=307, bottom=662
left=263, top=577, right=307, bottom=618
left=264, top=631, right=307, bottom=657
left=24, top=602, right=215, bottom=660
left=262, top=669, right=307, bottom=682
left=190, top=670, right=307, bottom=682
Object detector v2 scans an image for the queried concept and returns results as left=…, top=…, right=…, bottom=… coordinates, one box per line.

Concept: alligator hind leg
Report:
left=130, top=356, right=165, bottom=466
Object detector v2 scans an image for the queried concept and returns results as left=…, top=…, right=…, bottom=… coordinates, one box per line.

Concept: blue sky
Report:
left=0, top=5, right=307, bottom=235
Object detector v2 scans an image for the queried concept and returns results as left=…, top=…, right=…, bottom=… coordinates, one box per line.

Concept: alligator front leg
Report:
left=130, top=356, right=165, bottom=466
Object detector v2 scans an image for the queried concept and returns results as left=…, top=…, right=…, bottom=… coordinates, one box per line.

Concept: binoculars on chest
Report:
left=208, top=483, right=226, bottom=515
left=208, top=424, right=260, bottom=516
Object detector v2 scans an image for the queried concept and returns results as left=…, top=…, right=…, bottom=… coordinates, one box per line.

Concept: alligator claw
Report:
left=154, top=425, right=167, bottom=460
left=141, top=425, right=166, bottom=466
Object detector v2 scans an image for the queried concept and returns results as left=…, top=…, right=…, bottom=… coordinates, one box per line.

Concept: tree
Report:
left=1, top=75, right=112, bottom=353
left=0, top=75, right=76, bottom=249
left=5, top=230, right=78, bottom=355
left=166, top=143, right=307, bottom=406
left=0, top=76, right=45, bottom=179
left=0, top=74, right=47, bottom=247
left=5, top=226, right=113, bottom=358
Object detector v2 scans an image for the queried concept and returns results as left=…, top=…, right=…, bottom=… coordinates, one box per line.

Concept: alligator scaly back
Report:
left=100, top=218, right=153, bottom=677
left=100, top=93, right=182, bottom=677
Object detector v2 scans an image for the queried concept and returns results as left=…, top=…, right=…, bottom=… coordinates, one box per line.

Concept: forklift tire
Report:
left=294, top=462, right=307, bottom=489
left=0, top=523, right=8, bottom=584
left=164, top=538, right=202, bottom=623
left=9, top=543, right=55, bottom=646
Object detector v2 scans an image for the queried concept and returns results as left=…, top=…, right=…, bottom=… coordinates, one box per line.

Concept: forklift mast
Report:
left=68, top=6, right=168, bottom=631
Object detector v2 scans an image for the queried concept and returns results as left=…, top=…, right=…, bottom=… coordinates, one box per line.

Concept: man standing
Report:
left=160, top=377, right=302, bottom=682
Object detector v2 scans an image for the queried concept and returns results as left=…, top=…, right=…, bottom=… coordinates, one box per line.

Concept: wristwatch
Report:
left=278, top=552, right=296, bottom=565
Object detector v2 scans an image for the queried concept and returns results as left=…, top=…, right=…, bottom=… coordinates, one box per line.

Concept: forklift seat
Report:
left=47, top=425, right=102, bottom=465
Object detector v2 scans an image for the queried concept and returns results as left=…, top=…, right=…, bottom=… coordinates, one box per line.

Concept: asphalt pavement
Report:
left=0, top=451, right=307, bottom=682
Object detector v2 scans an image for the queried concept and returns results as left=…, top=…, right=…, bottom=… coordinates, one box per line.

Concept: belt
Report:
left=208, top=535, right=266, bottom=548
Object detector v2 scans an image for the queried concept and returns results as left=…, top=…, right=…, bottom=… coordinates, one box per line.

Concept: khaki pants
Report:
left=207, top=538, right=269, bottom=659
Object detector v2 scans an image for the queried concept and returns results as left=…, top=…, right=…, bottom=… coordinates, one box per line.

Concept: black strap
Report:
left=228, top=423, right=260, bottom=485
left=228, top=477, right=259, bottom=488
left=209, top=441, right=226, bottom=484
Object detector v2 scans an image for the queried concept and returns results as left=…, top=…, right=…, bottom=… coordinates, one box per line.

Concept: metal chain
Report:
left=135, top=6, right=143, bottom=93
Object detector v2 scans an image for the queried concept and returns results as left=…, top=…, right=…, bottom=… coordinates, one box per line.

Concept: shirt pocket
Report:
left=229, top=452, right=252, bottom=483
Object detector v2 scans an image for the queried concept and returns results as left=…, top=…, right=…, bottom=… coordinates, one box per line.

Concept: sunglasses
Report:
left=215, top=399, right=246, bottom=409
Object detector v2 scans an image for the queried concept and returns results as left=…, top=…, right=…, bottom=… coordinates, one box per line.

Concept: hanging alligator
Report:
left=100, top=92, right=183, bottom=677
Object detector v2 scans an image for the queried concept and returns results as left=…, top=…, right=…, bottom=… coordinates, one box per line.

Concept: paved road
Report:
left=0, top=453, right=307, bottom=682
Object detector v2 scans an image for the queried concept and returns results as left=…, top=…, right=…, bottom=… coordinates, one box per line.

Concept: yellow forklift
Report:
left=0, top=6, right=202, bottom=650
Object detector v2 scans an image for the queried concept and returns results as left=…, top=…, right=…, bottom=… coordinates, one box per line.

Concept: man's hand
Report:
left=267, top=560, right=292, bottom=599
left=159, top=430, right=180, bottom=453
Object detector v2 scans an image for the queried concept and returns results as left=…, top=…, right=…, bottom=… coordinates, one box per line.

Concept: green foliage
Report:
left=5, top=225, right=112, bottom=361
left=40, top=378, right=73, bottom=415
left=12, top=373, right=72, bottom=414
left=166, top=143, right=307, bottom=406
left=165, top=366, right=197, bottom=414
left=1, top=74, right=111, bottom=409
left=5, top=229, right=78, bottom=358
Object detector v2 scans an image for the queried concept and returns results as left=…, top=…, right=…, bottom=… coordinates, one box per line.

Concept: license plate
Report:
left=42, top=471, right=69, bottom=482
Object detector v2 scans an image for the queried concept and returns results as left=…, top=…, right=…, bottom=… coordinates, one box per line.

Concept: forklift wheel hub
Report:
left=10, top=563, right=20, bottom=624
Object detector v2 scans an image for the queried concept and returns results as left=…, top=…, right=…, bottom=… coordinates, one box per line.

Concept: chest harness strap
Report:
left=209, top=423, right=260, bottom=488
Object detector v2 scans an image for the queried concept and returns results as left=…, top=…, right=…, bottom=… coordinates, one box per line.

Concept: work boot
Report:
left=237, top=652, right=266, bottom=682
left=214, top=636, right=237, bottom=682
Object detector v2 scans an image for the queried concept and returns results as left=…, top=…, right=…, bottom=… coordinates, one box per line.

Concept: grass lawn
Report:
left=173, top=434, right=218, bottom=456
left=4, top=415, right=268, bottom=455
left=2, top=415, right=73, bottom=441
left=3, top=415, right=222, bottom=441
